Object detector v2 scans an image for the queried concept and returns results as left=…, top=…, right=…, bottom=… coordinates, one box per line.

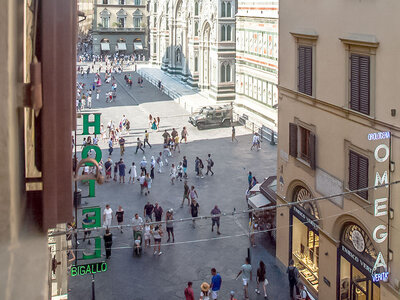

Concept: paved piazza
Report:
left=69, top=64, right=289, bottom=299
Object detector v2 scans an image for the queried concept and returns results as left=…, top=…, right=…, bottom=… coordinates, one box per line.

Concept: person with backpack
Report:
left=206, top=153, right=214, bottom=176
left=287, top=259, right=300, bottom=299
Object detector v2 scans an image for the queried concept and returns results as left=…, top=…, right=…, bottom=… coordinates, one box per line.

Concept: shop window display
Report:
left=292, top=216, right=319, bottom=292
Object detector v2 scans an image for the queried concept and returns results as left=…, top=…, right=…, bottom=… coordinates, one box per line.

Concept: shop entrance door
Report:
left=351, top=277, right=368, bottom=300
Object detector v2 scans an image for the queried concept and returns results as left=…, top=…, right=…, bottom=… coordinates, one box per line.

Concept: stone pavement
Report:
left=70, top=65, right=290, bottom=299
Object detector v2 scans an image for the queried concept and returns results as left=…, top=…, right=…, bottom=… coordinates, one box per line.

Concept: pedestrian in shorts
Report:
left=210, top=268, right=222, bottom=300
left=182, top=181, right=191, bottom=207
left=210, top=205, right=221, bottom=234
left=166, top=209, right=175, bottom=243
left=183, top=156, right=188, bottom=178
left=116, top=206, right=124, bottom=233
left=177, top=161, right=183, bottom=181
left=236, top=257, right=252, bottom=300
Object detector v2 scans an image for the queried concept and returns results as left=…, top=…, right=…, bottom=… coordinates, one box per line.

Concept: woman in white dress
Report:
left=200, top=282, right=210, bottom=300
left=128, top=162, right=137, bottom=184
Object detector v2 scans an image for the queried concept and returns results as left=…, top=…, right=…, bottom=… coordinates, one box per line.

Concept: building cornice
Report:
left=278, top=86, right=400, bottom=132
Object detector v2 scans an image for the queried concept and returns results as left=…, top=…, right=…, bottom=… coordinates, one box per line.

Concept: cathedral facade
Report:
left=149, top=0, right=236, bottom=101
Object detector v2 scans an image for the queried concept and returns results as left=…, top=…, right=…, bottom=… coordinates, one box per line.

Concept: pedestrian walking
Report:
left=150, top=156, right=155, bottom=179
left=103, top=204, right=113, bottom=228
left=183, top=156, right=188, bottom=178
left=116, top=206, right=124, bottom=233
left=144, top=221, right=152, bottom=248
left=118, top=158, right=126, bottom=183
left=171, top=128, right=178, bottom=140
left=87, top=95, right=92, bottom=109
left=104, top=157, right=112, bottom=181
left=140, top=156, right=147, bottom=175
left=144, top=130, right=152, bottom=148
left=103, top=229, right=113, bottom=259
left=162, top=129, right=170, bottom=144
left=210, top=268, right=222, bottom=300
left=256, top=261, right=268, bottom=298
left=144, top=201, right=154, bottom=222
left=119, top=136, right=125, bottom=156
left=200, top=282, right=210, bottom=300
left=145, top=173, right=152, bottom=195
left=135, top=137, right=145, bottom=154
left=153, top=202, right=163, bottom=222
left=248, top=171, right=253, bottom=190
left=108, top=138, right=113, bottom=155
left=199, top=158, right=204, bottom=178
left=181, top=126, right=188, bottom=143
left=190, top=186, right=198, bottom=203
left=184, top=282, right=195, bottom=300
left=163, top=145, right=171, bottom=165
left=113, top=162, right=119, bottom=181
left=139, top=172, right=146, bottom=195
left=232, top=126, right=238, bottom=142
left=287, top=259, right=300, bottom=299
left=195, top=157, right=200, bottom=177
left=236, top=257, right=252, bottom=300
left=181, top=181, right=191, bottom=207
left=206, top=154, right=214, bottom=176
left=149, top=114, right=153, bottom=128
left=170, top=164, right=177, bottom=184
left=190, top=199, right=199, bottom=228
left=132, top=213, right=144, bottom=238
left=156, top=152, right=163, bottom=173
left=151, top=225, right=163, bottom=255
left=166, top=209, right=175, bottom=243
left=151, top=118, right=157, bottom=130
left=174, top=134, right=180, bottom=152
left=177, top=161, right=183, bottom=181
left=157, top=116, right=160, bottom=129
left=211, top=205, right=221, bottom=234
left=128, top=162, right=137, bottom=184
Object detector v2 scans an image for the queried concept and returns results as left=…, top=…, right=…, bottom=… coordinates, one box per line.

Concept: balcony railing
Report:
left=96, top=27, right=146, bottom=32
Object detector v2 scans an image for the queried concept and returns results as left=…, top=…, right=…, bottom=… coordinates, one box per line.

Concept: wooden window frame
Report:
left=289, top=120, right=316, bottom=170
left=340, top=37, right=378, bottom=118
left=291, top=32, right=318, bottom=97
left=344, top=140, right=375, bottom=206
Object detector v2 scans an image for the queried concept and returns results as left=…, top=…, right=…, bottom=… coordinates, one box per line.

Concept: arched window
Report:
left=154, top=17, right=157, bottom=26
left=194, top=22, right=199, bottom=36
left=154, top=2, right=157, bottom=12
left=227, top=2, right=231, bottom=17
left=221, top=2, right=226, bottom=17
left=226, top=64, right=231, bottom=82
left=221, top=64, right=226, bottom=82
left=227, top=25, right=231, bottom=40
left=221, top=25, right=226, bottom=41
left=195, top=1, right=199, bottom=16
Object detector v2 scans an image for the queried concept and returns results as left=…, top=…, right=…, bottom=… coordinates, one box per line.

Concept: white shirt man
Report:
left=132, top=214, right=144, bottom=232
left=103, top=205, right=113, bottom=228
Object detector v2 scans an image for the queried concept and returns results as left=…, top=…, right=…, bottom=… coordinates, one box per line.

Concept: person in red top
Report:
left=184, top=281, right=195, bottom=300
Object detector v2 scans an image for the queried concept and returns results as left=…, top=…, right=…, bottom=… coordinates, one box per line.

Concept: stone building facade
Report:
left=92, top=0, right=149, bottom=56
left=149, top=0, right=236, bottom=101
left=235, top=0, right=279, bottom=130
left=277, top=0, right=400, bottom=299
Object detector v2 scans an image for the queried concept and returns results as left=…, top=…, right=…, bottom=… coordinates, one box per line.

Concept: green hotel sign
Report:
left=71, top=262, right=107, bottom=277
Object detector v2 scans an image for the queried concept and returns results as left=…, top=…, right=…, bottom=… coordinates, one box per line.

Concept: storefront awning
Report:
left=117, top=43, right=127, bottom=50
left=100, top=43, right=110, bottom=51
left=248, top=193, right=271, bottom=209
left=133, top=42, right=143, bottom=50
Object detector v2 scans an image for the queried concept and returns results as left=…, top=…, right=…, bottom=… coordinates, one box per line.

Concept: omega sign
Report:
left=369, top=131, right=390, bottom=280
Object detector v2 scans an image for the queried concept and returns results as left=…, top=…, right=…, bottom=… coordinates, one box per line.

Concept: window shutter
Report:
left=350, top=55, right=360, bottom=112
left=358, top=155, right=369, bottom=200
left=350, top=54, right=370, bottom=115
left=298, top=46, right=305, bottom=92
left=289, top=123, right=298, bottom=157
left=349, top=150, right=359, bottom=191
left=309, top=132, right=316, bottom=170
left=304, top=47, right=312, bottom=96
left=359, top=56, right=370, bottom=115
left=298, top=46, right=312, bottom=96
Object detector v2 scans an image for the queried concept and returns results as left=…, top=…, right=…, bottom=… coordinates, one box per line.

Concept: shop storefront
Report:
left=338, top=223, right=381, bottom=300
left=290, top=200, right=320, bottom=295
